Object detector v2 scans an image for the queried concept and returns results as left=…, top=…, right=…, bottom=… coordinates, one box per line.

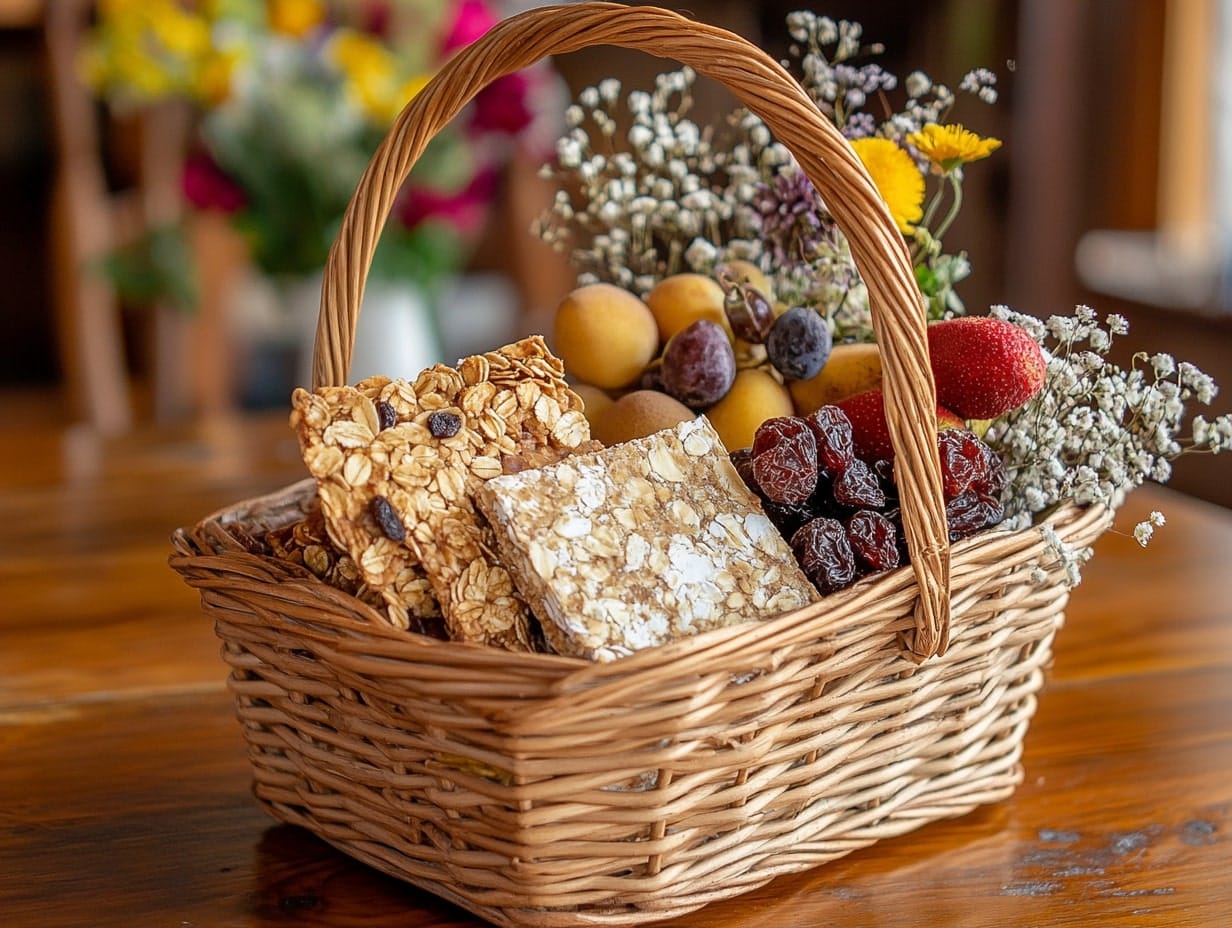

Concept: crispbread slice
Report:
left=476, top=416, right=817, bottom=661
left=290, top=336, right=593, bottom=648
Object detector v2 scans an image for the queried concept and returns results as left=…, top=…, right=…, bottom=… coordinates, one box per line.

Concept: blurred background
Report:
left=1, top=0, right=1228, bottom=505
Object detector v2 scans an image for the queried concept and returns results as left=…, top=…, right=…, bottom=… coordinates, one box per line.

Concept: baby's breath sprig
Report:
left=984, top=305, right=1232, bottom=554
left=535, top=10, right=1000, bottom=342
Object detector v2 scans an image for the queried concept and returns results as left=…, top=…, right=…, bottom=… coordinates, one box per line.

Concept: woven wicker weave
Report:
left=170, top=4, right=1114, bottom=925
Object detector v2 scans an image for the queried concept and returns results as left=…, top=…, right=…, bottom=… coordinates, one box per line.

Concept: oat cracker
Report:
left=476, top=416, right=817, bottom=661
left=290, top=336, right=594, bottom=648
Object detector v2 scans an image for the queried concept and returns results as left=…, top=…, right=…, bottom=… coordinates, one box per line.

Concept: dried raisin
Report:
left=375, top=399, right=398, bottom=431
left=937, top=428, right=988, bottom=499
left=369, top=495, right=406, bottom=542
left=427, top=410, right=462, bottom=439
left=945, top=490, right=1004, bottom=542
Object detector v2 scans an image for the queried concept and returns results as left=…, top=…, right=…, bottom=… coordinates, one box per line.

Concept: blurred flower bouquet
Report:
left=85, top=0, right=556, bottom=302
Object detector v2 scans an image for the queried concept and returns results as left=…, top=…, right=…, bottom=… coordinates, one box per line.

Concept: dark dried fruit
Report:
left=369, top=495, right=406, bottom=542
left=937, top=428, right=988, bottom=499
left=805, top=405, right=855, bottom=476
left=751, top=417, right=818, bottom=505
left=766, top=306, right=832, bottom=381
left=375, top=400, right=398, bottom=431
left=763, top=498, right=815, bottom=539
left=832, top=458, right=885, bottom=509
left=846, top=510, right=900, bottom=572
left=945, top=490, right=1004, bottom=542
left=427, top=410, right=462, bottom=439
left=791, top=517, right=857, bottom=593
left=639, top=357, right=666, bottom=393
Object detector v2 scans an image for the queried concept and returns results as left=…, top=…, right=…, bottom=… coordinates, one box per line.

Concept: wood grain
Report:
left=1, top=410, right=1229, bottom=927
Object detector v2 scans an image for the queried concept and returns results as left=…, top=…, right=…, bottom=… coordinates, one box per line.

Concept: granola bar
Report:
left=290, top=336, right=594, bottom=648
left=475, top=416, right=817, bottom=661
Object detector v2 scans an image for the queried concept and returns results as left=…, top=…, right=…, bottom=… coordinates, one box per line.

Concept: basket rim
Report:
left=172, top=477, right=1113, bottom=726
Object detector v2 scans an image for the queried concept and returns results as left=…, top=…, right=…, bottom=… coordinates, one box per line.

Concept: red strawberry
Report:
left=927, top=316, right=1046, bottom=419
left=836, top=389, right=964, bottom=463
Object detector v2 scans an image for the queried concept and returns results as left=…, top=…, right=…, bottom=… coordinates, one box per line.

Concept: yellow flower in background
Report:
left=908, top=124, right=1002, bottom=172
left=329, top=28, right=406, bottom=123
left=267, top=0, right=327, bottom=39
left=850, top=137, right=925, bottom=234
left=146, top=1, right=211, bottom=59
left=195, top=48, right=242, bottom=106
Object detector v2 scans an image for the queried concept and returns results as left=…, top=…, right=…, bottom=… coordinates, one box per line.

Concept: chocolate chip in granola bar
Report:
left=427, top=410, right=462, bottom=439
left=375, top=399, right=398, bottom=431
left=369, top=495, right=406, bottom=541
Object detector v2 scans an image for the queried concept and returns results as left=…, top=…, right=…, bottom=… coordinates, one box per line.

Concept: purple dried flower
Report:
left=751, top=169, right=828, bottom=265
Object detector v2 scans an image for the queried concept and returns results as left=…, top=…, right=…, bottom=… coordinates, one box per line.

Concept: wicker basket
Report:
left=170, top=4, right=1114, bottom=925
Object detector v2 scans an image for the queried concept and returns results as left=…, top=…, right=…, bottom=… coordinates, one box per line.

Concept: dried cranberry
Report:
left=791, top=517, right=857, bottom=594
left=375, top=399, right=398, bottom=431
left=804, top=405, right=855, bottom=476
left=833, top=458, right=885, bottom=509
left=427, top=410, right=462, bottom=439
left=369, top=495, right=406, bottom=541
left=751, top=417, right=818, bottom=505
left=847, top=509, right=900, bottom=572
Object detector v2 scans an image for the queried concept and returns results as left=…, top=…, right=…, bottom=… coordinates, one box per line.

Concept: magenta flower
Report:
left=470, top=72, right=533, bottom=135
left=441, top=0, right=497, bottom=54
left=182, top=151, right=246, bottom=214
left=394, top=167, right=501, bottom=237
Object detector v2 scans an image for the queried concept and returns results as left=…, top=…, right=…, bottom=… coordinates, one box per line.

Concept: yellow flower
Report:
left=194, top=48, right=241, bottom=106
left=850, top=137, right=925, bottom=234
left=329, top=29, right=416, bottom=123
left=908, top=123, right=1001, bottom=172
left=267, top=0, right=327, bottom=39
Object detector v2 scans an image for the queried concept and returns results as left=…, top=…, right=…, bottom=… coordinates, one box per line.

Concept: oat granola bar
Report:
left=476, top=416, right=817, bottom=661
left=290, top=336, right=594, bottom=648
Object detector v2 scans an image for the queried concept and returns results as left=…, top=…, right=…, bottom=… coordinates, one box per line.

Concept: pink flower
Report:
left=470, top=72, right=533, bottom=135
left=441, top=0, right=497, bottom=54
left=182, top=151, right=246, bottom=214
left=394, top=167, right=501, bottom=237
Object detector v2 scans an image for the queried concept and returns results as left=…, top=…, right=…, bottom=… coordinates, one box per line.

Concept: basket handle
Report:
left=314, top=2, right=951, bottom=659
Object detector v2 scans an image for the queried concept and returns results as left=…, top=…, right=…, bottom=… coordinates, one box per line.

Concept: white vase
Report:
left=290, top=272, right=446, bottom=388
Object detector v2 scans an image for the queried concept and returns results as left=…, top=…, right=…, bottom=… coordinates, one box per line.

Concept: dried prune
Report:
left=751, top=417, right=818, bottom=505
left=791, top=517, right=857, bottom=594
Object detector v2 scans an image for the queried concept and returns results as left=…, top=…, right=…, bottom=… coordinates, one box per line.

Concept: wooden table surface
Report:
left=1, top=410, right=1229, bottom=927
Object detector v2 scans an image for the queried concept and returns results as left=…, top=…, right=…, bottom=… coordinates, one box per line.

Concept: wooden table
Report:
left=2, top=411, right=1229, bottom=927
